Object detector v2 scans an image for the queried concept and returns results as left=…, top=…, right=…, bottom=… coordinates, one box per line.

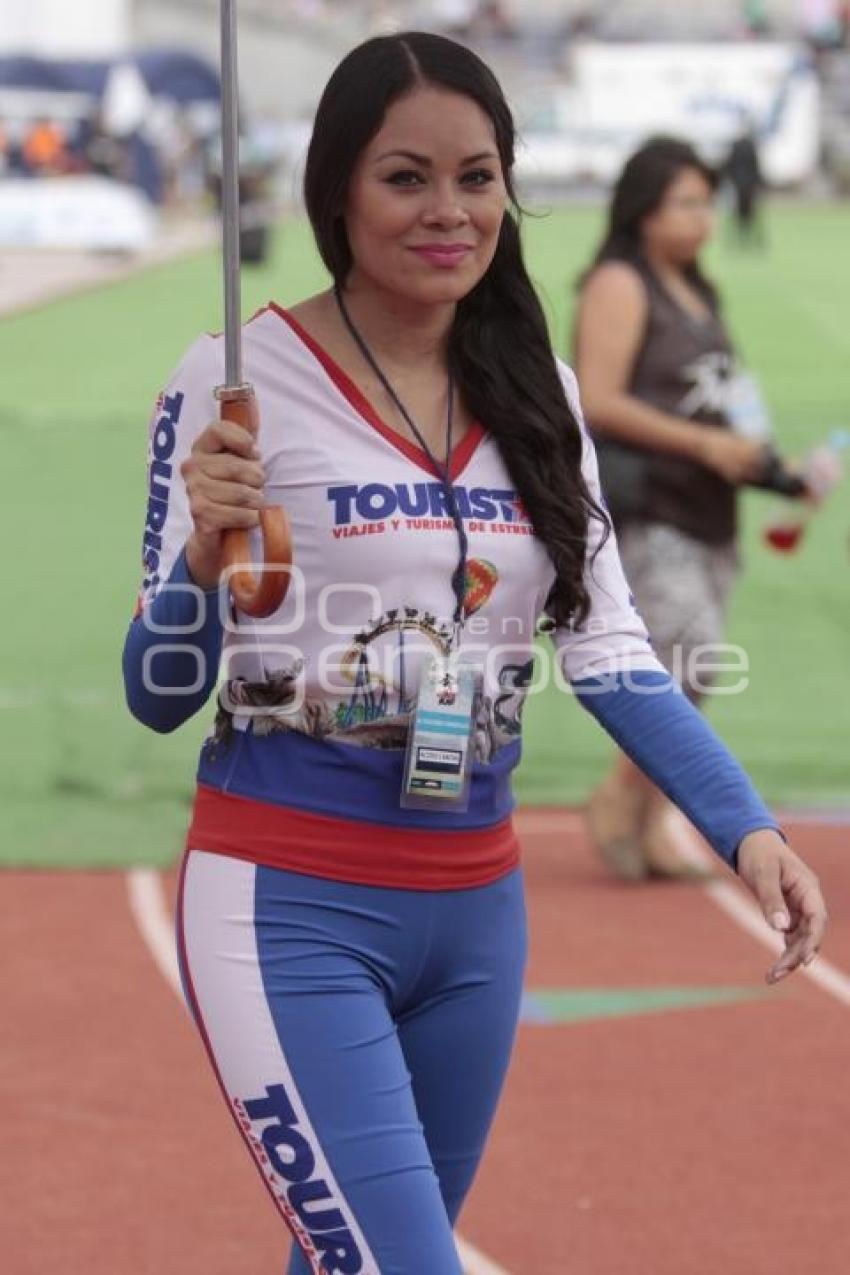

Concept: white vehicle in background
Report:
left=514, top=41, right=822, bottom=198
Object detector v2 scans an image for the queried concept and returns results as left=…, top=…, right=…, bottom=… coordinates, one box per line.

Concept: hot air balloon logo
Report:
left=463, top=559, right=499, bottom=616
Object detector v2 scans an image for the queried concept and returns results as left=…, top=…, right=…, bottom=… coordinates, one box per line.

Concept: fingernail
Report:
left=771, top=911, right=789, bottom=930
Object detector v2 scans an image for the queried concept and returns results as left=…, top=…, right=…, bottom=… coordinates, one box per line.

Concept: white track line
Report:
left=665, top=809, right=850, bottom=1008
left=517, top=807, right=850, bottom=1008
left=455, top=1238, right=511, bottom=1275
left=126, top=867, right=512, bottom=1275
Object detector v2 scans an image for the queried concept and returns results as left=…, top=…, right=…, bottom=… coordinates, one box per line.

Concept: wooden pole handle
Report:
left=217, top=384, right=292, bottom=618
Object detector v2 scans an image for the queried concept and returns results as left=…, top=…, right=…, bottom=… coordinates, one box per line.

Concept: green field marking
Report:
left=520, top=985, right=768, bottom=1026
left=2, top=206, right=849, bottom=868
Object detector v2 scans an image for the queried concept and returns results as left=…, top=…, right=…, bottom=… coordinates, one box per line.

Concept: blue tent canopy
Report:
left=0, top=54, right=110, bottom=97
left=131, top=50, right=220, bottom=104
left=0, top=49, right=220, bottom=105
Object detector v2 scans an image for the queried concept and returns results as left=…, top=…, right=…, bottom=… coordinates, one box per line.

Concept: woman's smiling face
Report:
left=343, top=84, right=509, bottom=304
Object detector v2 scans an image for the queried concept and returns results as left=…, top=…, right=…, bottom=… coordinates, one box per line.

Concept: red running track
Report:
left=2, top=811, right=849, bottom=1274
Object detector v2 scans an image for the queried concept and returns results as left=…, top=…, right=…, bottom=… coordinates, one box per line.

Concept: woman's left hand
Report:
left=737, top=829, right=827, bottom=984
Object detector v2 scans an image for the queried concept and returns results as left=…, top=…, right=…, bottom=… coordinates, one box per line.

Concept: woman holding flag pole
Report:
left=122, top=18, right=826, bottom=1275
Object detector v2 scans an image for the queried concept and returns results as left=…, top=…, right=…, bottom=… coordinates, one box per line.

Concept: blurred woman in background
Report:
left=574, top=136, right=767, bottom=881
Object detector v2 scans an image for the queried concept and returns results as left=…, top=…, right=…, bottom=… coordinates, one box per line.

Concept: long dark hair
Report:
left=304, top=31, right=607, bottom=628
left=582, top=135, right=720, bottom=304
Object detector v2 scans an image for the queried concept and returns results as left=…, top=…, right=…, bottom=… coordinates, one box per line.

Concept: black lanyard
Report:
left=334, top=286, right=469, bottom=634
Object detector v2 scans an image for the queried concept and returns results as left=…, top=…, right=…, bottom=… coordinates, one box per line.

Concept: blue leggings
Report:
left=177, top=849, right=527, bottom=1274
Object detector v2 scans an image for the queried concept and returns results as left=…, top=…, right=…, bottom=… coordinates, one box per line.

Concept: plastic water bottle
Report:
left=762, top=430, right=848, bottom=554
left=726, top=370, right=774, bottom=442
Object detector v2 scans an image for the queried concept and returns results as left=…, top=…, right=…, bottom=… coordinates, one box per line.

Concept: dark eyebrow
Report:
left=373, top=149, right=498, bottom=166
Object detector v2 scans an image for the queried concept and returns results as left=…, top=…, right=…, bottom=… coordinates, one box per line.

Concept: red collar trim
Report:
left=267, top=301, right=486, bottom=481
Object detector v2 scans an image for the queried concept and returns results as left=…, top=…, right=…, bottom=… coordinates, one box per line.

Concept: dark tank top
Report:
left=590, top=259, right=737, bottom=545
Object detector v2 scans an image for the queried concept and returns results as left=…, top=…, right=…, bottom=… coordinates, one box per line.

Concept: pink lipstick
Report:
left=409, top=244, right=472, bottom=268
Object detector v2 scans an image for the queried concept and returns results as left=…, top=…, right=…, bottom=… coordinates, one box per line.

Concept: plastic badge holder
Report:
left=401, top=656, right=481, bottom=812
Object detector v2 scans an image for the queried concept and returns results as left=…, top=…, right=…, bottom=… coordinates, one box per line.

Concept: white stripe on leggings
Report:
left=179, top=850, right=380, bottom=1275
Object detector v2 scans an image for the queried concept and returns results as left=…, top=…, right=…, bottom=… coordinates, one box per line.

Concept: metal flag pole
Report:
left=220, top=0, right=243, bottom=389
left=217, top=0, right=291, bottom=617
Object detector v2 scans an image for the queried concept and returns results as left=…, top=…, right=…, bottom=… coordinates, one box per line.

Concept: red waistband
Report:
left=187, top=784, right=520, bottom=891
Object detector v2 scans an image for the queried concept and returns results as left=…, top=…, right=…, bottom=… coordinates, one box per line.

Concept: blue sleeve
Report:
left=122, top=548, right=226, bottom=734
left=573, top=669, right=780, bottom=870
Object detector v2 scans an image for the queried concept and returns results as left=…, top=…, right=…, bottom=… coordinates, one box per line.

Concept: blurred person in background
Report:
left=472, top=1, right=516, bottom=41
left=77, top=109, right=130, bottom=184
left=742, top=0, right=772, bottom=37
left=21, top=117, right=68, bottom=177
left=575, top=136, right=769, bottom=881
left=723, top=121, right=766, bottom=248
left=799, top=0, right=845, bottom=49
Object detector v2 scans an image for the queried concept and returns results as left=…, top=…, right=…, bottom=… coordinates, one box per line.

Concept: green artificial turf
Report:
left=1, top=203, right=848, bottom=867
